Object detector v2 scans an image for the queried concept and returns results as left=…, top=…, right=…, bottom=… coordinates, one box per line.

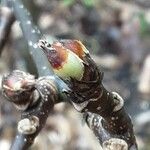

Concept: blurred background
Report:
left=0, top=0, right=150, bottom=149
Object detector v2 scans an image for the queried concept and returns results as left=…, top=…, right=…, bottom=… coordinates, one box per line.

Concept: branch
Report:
left=2, top=70, right=58, bottom=150
left=39, top=39, right=138, bottom=149
left=1, top=1, right=70, bottom=149
left=74, top=79, right=137, bottom=149
left=10, top=0, right=53, bottom=76
left=10, top=0, right=69, bottom=99
left=1, top=0, right=138, bottom=150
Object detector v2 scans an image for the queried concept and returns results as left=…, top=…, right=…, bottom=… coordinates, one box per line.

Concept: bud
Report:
left=2, top=70, right=36, bottom=110
left=38, top=39, right=89, bottom=80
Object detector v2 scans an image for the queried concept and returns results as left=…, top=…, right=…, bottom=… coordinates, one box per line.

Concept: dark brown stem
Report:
left=66, top=55, right=138, bottom=149
left=83, top=86, right=137, bottom=149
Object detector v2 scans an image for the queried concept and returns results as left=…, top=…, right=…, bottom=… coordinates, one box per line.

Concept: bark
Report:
left=65, top=55, right=137, bottom=149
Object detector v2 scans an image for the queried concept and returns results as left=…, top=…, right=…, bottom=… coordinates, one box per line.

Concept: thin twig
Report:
left=11, top=0, right=53, bottom=76
left=38, top=39, right=138, bottom=149
left=2, top=71, right=58, bottom=150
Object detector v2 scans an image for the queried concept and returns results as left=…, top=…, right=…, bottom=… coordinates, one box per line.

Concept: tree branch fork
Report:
left=1, top=66, right=137, bottom=150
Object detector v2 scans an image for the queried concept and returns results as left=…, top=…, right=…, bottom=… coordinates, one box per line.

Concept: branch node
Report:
left=112, top=92, right=124, bottom=112
left=17, top=116, right=39, bottom=135
left=103, top=138, right=128, bottom=150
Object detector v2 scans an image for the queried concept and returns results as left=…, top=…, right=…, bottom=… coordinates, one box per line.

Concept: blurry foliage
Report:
left=82, top=0, right=95, bottom=7
left=62, top=0, right=75, bottom=7
left=139, top=12, right=150, bottom=37
left=62, top=0, right=96, bottom=7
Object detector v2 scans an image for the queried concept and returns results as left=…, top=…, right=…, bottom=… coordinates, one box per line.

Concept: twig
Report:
left=10, top=0, right=69, bottom=99
left=39, top=39, right=138, bottom=149
left=1, top=0, right=138, bottom=150
left=2, top=70, right=58, bottom=150
left=11, top=0, right=53, bottom=76
left=71, top=61, right=137, bottom=149
left=1, top=0, right=70, bottom=149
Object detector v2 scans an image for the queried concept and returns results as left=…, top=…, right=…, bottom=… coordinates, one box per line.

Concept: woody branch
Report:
left=1, top=0, right=137, bottom=150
